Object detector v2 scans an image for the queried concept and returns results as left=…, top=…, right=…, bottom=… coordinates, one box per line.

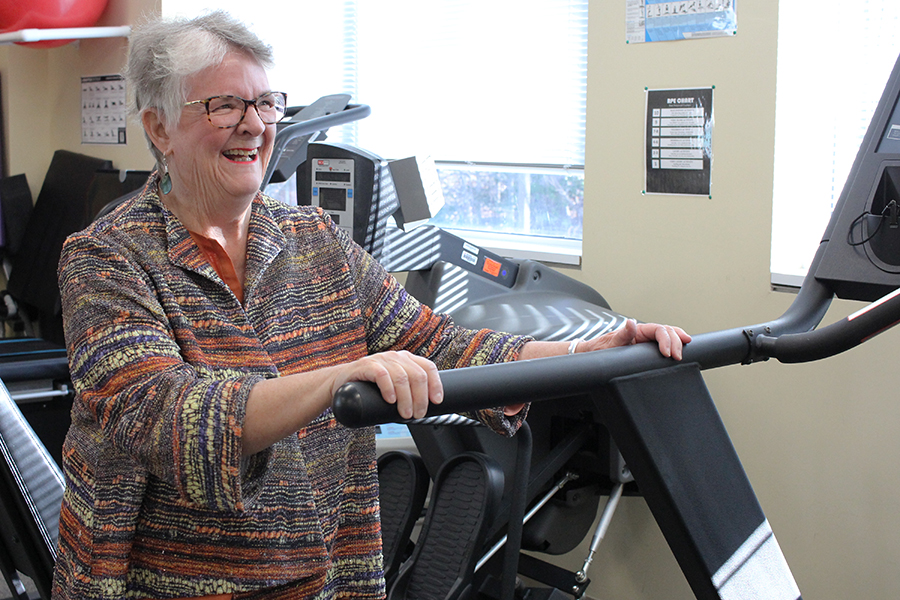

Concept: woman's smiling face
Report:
left=164, top=51, right=276, bottom=207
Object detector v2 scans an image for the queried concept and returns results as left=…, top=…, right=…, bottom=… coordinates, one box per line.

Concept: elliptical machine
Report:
left=329, top=51, right=900, bottom=600
left=286, top=137, right=652, bottom=599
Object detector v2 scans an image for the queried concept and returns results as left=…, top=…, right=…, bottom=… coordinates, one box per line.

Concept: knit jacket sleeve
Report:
left=58, top=228, right=268, bottom=513
left=330, top=217, right=533, bottom=435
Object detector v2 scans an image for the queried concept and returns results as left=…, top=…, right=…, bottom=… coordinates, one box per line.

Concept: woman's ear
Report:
left=142, top=108, right=171, bottom=156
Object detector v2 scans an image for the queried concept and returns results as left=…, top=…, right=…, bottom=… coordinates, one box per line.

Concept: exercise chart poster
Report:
left=626, top=0, right=737, bottom=44
left=82, top=75, right=128, bottom=145
left=644, top=87, right=714, bottom=197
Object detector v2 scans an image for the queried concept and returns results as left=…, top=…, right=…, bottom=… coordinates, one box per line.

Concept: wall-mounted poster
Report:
left=81, top=75, right=128, bottom=145
left=644, top=87, right=714, bottom=197
left=627, top=0, right=737, bottom=44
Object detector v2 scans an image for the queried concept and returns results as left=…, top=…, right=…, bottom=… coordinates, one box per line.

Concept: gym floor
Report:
left=0, top=574, right=38, bottom=599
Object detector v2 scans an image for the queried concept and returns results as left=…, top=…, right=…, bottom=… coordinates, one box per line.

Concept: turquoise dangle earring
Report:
left=159, top=156, right=173, bottom=195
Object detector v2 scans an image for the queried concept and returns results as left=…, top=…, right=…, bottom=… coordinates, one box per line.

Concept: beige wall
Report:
left=2, top=0, right=899, bottom=599
left=0, top=0, right=157, bottom=192
left=568, top=1, right=900, bottom=599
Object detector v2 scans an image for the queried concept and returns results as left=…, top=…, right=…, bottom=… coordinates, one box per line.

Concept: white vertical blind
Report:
left=771, top=0, right=900, bottom=286
left=353, top=0, right=587, bottom=164
left=162, top=0, right=588, bottom=167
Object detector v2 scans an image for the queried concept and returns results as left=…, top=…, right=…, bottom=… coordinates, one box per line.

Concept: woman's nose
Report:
left=237, top=103, right=268, bottom=134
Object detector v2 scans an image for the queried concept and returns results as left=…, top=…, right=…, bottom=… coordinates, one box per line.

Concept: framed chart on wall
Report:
left=643, top=87, right=715, bottom=197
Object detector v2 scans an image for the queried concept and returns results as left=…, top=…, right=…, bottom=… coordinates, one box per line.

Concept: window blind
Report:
left=771, top=0, right=900, bottom=287
left=163, top=0, right=588, bottom=168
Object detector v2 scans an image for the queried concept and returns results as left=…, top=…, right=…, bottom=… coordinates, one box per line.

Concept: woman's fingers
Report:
left=341, top=351, right=442, bottom=420
left=639, top=322, right=692, bottom=360
left=383, top=351, right=438, bottom=420
left=586, top=319, right=692, bottom=359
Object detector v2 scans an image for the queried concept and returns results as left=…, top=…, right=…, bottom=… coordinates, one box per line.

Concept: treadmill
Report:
left=330, top=51, right=900, bottom=600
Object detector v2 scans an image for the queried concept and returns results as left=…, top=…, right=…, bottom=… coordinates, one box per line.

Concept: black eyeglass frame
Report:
left=183, top=91, right=288, bottom=129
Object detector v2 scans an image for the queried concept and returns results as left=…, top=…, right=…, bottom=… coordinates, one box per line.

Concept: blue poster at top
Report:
left=627, top=0, right=737, bottom=44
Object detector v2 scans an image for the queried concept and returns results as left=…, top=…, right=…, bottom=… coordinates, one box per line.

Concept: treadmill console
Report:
left=309, top=156, right=355, bottom=238
left=816, top=51, right=900, bottom=300
left=297, top=142, right=395, bottom=256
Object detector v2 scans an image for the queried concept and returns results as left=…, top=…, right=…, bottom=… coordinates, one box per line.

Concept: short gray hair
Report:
left=124, top=10, right=275, bottom=167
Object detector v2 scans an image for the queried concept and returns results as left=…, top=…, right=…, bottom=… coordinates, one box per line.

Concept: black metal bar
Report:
left=333, top=329, right=748, bottom=428
left=597, top=363, right=800, bottom=600
left=755, top=284, right=900, bottom=362
left=501, top=423, right=531, bottom=600
left=517, top=553, right=589, bottom=599
left=262, top=101, right=371, bottom=187
left=332, top=245, right=848, bottom=429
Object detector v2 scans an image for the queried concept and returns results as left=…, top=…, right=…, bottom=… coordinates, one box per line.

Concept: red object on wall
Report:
left=0, top=0, right=110, bottom=48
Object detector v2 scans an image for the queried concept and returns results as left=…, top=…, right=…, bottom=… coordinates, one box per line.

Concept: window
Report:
left=163, top=1, right=589, bottom=263
left=771, top=1, right=900, bottom=288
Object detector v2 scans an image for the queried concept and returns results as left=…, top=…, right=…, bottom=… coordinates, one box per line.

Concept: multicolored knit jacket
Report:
left=51, top=179, right=530, bottom=600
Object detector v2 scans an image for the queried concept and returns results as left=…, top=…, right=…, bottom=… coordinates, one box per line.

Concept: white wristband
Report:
left=568, top=338, right=583, bottom=355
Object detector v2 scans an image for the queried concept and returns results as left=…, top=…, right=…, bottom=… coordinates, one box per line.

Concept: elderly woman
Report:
left=51, top=10, right=689, bottom=600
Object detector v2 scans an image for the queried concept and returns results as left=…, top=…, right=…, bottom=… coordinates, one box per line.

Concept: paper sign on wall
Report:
left=627, top=0, right=737, bottom=44
left=644, top=87, right=714, bottom=197
left=81, top=75, right=127, bottom=145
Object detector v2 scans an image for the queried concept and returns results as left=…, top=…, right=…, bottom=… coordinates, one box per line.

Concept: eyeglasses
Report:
left=184, top=91, right=288, bottom=129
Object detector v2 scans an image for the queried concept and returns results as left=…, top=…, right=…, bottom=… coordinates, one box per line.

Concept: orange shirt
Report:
left=189, top=230, right=244, bottom=303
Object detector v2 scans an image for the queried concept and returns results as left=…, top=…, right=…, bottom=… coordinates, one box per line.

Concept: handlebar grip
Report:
left=755, top=285, right=900, bottom=363
left=332, top=381, right=403, bottom=429
left=331, top=360, right=528, bottom=428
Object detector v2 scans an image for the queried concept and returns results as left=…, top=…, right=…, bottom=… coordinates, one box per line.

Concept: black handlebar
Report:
left=334, top=330, right=746, bottom=429
left=755, top=285, right=900, bottom=362
left=279, top=103, right=371, bottom=140
left=262, top=99, right=371, bottom=188
left=332, top=249, right=900, bottom=428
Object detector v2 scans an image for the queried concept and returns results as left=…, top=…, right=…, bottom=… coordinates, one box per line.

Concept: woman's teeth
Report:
left=224, top=149, right=258, bottom=162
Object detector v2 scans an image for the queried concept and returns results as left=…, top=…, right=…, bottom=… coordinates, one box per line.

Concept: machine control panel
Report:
left=310, top=157, right=355, bottom=237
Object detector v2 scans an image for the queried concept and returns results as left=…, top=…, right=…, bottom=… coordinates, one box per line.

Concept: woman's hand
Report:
left=330, top=350, right=443, bottom=421
left=245, top=351, right=443, bottom=455
left=579, top=319, right=692, bottom=360
left=506, top=319, right=692, bottom=416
